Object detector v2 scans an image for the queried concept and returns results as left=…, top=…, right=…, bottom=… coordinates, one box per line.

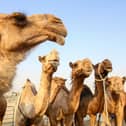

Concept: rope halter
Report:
left=95, top=63, right=109, bottom=125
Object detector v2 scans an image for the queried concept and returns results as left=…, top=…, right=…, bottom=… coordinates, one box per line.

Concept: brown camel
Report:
left=0, top=95, right=7, bottom=126
left=0, top=12, right=67, bottom=94
left=14, top=49, right=60, bottom=126
left=75, top=59, right=112, bottom=126
left=101, top=76, right=126, bottom=126
left=46, top=58, right=93, bottom=126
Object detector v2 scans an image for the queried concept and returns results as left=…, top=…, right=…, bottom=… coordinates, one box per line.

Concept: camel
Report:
left=74, top=59, right=112, bottom=126
left=0, top=12, right=67, bottom=94
left=101, top=76, right=126, bottom=126
left=14, top=49, right=60, bottom=126
left=0, top=12, right=66, bottom=125
left=0, top=95, right=7, bottom=126
left=46, top=58, right=93, bottom=126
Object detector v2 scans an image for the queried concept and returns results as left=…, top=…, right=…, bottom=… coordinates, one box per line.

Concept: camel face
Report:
left=102, top=59, right=112, bottom=72
left=0, top=12, right=67, bottom=51
left=70, top=58, right=93, bottom=79
left=94, top=59, right=112, bottom=78
left=106, top=76, right=126, bottom=92
left=39, top=49, right=59, bottom=74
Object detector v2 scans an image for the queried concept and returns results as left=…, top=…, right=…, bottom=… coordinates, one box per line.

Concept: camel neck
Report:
left=94, top=80, right=104, bottom=99
left=39, top=72, right=52, bottom=91
left=34, top=71, right=52, bottom=116
left=69, top=77, right=84, bottom=113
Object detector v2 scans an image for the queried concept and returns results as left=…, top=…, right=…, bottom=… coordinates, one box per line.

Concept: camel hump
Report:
left=49, top=77, right=67, bottom=104
left=22, top=79, right=37, bottom=95
left=80, top=85, right=93, bottom=100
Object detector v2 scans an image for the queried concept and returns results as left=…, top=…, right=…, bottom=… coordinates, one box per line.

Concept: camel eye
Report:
left=73, top=63, right=78, bottom=68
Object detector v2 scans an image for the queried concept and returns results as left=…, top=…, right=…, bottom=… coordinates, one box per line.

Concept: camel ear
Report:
left=38, top=56, right=45, bottom=62
left=122, top=76, right=126, bottom=84
left=69, top=62, right=73, bottom=68
left=92, top=64, right=95, bottom=69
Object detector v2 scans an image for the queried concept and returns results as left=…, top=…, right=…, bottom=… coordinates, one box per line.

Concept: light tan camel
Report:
left=0, top=12, right=67, bottom=94
left=14, top=49, right=60, bottom=126
left=0, top=12, right=66, bottom=125
left=101, top=76, right=126, bottom=126
left=46, top=58, right=93, bottom=126
left=74, top=59, right=112, bottom=126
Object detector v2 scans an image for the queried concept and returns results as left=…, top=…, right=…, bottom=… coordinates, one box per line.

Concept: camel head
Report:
left=39, top=49, right=59, bottom=74
left=106, top=76, right=126, bottom=92
left=94, top=59, right=112, bottom=79
left=69, top=58, right=93, bottom=79
left=52, top=76, right=66, bottom=87
left=0, top=12, right=67, bottom=94
left=0, top=12, right=67, bottom=51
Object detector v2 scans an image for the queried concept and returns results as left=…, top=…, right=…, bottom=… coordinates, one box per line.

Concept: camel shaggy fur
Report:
left=0, top=12, right=67, bottom=94
left=0, top=12, right=66, bottom=125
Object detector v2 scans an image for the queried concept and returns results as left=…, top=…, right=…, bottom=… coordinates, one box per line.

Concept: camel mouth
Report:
left=45, top=25, right=67, bottom=45
left=85, top=71, right=92, bottom=76
left=86, top=70, right=92, bottom=74
left=85, top=67, right=93, bottom=74
left=106, top=67, right=112, bottom=72
left=55, top=34, right=65, bottom=45
left=49, top=59, right=59, bottom=68
left=43, top=15, right=67, bottom=45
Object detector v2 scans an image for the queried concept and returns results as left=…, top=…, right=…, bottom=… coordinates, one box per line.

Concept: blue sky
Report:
left=0, top=0, right=126, bottom=91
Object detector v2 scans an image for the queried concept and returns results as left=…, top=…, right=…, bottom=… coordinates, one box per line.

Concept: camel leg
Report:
left=111, top=118, right=115, bottom=126
left=75, top=113, right=84, bottom=126
left=116, top=109, right=124, bottom=126
left=90, top=114, right=96, bottom=126
left=124, top=107, right=126, bottom=123
left=101, top=110, right=111, bottom=126
left=48, top=116, right=57, bottom=126
left=0, top=120, right=2, bottom=126
left=64, top=115, right=73, bottom=126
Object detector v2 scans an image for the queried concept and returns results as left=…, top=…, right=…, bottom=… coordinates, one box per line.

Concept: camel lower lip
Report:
left=56, top=35, right=65, bottom=45
left=86, top=71, right=91, bottom=75
left=106, top=68, right=112, bottom=72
